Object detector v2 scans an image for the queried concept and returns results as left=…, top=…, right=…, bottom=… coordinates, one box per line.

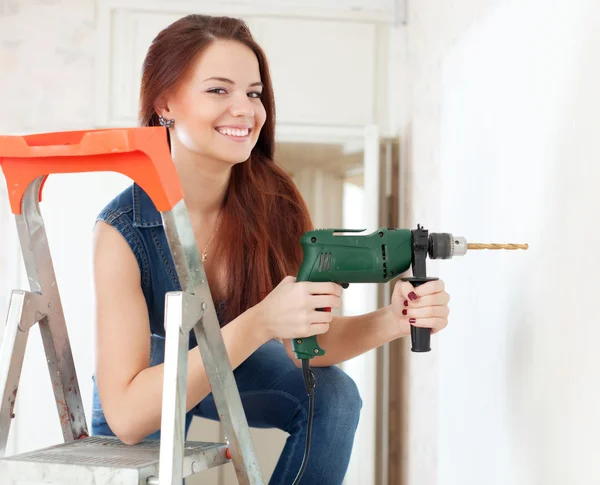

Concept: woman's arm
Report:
left=282, top=307, right=401, bottom=367
left=93, top=221, right=266, bottom=445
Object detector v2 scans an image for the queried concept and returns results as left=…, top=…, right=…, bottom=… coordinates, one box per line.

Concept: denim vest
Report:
left=96, top=183, right=227, bottom=347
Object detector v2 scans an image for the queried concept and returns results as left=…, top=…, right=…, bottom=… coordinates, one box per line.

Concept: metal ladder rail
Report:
left=0, top=127, right=265, bottom=485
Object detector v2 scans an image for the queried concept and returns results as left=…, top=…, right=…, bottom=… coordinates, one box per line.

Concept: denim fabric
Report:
left=91, top=183, right=363, bottom=484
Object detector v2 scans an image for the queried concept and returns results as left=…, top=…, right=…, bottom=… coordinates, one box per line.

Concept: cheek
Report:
left=176, top=109, right=220, bottom=150
left=192, top=106, right=220, bottom=132
left=255, top=104, right=267, bottom=131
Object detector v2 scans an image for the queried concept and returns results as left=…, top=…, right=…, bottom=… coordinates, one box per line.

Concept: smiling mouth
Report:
left=215, top=127, right=252, bottom=138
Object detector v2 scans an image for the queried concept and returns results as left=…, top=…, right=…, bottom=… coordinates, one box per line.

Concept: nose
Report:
left=229, top=93, right=255, bottom=118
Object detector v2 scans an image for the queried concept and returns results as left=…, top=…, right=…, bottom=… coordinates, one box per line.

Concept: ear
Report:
left=154, top=95, right=172, bottom=119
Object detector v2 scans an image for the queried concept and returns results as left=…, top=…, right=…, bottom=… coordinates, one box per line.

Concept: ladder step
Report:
left=0, top=436, right=230, bottom=484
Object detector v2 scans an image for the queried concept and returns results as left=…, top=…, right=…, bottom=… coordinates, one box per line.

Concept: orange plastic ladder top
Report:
left=0, top=127, right=183, bottom=215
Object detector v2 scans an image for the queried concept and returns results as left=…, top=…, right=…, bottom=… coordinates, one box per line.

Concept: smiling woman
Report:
left=90, top=14, right=364, bottom=485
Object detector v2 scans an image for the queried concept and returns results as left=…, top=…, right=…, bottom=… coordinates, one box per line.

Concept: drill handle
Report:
left=292, top=335, right=326, bottom=360
left=400, top=277, right=439, bottom=352
left=292, top=263, right=330, bottom=360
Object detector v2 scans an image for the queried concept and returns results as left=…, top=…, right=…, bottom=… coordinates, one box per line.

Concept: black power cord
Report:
left=292, top=359, right=317, bottom=485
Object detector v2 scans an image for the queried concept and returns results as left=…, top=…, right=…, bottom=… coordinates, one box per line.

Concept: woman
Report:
left=91, top=14, right=451, bottom=484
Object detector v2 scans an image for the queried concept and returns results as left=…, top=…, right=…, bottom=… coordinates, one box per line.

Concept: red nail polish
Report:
left=409, top=318, right=416, bottom=324
left=402, top=309, right=407, bottom=316
left=408, top=292, right=418, bottom=301
left=404, top=300, right=408, bottom=307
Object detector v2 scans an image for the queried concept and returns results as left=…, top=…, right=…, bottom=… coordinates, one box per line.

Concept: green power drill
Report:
left=292, top=224, right=466, bottom=358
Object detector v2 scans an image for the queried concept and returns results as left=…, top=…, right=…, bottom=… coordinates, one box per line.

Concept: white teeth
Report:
left=217, top=127, right=249, bottom=137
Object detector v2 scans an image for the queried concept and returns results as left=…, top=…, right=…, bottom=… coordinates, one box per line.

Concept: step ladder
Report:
left=0, top=127, right=265, bottom=485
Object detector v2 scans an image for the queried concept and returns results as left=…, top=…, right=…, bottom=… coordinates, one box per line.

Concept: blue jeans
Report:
left=92, top=338, right=363, bottom=484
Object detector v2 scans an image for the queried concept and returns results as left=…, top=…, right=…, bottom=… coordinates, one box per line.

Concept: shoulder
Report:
left=94, top=183, right=161, bottom=288
left=96, top=183, right=162, bottom=230
left=96, top=184, right=135, bottom=227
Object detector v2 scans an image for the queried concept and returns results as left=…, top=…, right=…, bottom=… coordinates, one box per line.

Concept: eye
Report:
left=248, top=91, right=263, bottom=99
left=207, top=88, right=227, bottom=95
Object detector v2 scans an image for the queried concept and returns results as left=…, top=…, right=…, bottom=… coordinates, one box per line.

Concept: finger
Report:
left=311, top=294, right=342, bottom=310
left=396, top=280, right=446, bottom=301
left=304, top=282, right=343, bottom=297
left=414, top=280, right=446, bottom=297
left=404, top=292, right=450, bottom=309
left=309, top=323, right=330, bottom=335
left=396, top=281, right=417, bottom=301
left=408, top=317, right=448, bottom=332
left=309, top=309, right=335, bottom=324
left=404, top=305, right=450, bottom=319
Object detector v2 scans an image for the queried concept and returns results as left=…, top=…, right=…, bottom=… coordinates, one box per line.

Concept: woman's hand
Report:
left=254, top=276, right=343, bottom=341
left=389, top=280, right=450, bottom=336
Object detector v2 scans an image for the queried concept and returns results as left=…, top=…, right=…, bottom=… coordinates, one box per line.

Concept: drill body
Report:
left=293, top=227, right=417, bottom=359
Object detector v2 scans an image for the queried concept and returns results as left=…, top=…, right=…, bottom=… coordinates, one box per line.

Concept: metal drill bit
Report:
left=467, top=243, right=529, bottom=250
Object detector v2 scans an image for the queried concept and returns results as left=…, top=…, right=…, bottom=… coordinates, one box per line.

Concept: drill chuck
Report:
left=428, top=233, right=467, bottom=259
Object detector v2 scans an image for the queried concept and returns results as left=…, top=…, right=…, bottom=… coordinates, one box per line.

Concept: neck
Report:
left=171, top=141, right=230, bottom=217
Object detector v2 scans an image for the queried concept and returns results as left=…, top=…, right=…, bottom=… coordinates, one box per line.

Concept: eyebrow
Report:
left=203, top=76, right=264, bottom=88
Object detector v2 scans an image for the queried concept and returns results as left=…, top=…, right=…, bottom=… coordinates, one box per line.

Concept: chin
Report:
left=213, top=144, right=255, bottom=163
left=218, top=152, right=253, bottom=165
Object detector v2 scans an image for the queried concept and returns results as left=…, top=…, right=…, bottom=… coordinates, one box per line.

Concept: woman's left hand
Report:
left=389, top=280, right=451, bottom=336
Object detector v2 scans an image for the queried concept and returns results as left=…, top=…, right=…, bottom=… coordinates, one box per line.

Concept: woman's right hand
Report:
left=255, top=276, right=343, bottom=341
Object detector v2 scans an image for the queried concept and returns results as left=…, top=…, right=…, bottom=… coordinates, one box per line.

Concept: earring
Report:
left=158, top=115, right=175, bottom=128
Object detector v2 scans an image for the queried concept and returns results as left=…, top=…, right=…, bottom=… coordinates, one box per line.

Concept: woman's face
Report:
left=160, top=39, right=267, bottom=165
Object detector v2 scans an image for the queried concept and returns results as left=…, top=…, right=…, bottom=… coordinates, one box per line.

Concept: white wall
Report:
left=438, top=1, right=600, bottom=483
left=399, top=1, right=499, bottom=482
left=403, top=0, right=600, bottom=484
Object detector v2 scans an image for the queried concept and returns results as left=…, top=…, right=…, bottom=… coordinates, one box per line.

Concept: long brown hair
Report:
left=139, top=14, right=313, bottom=323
